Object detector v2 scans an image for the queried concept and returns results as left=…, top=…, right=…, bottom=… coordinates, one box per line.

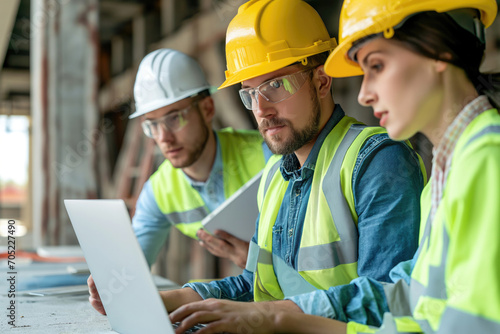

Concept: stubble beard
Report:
left=168, top=110, right=210, bottom=169
left=260, top=93, right=321, bottom=155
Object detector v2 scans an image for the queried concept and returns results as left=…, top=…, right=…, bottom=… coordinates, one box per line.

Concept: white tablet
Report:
left=201, top=170, right=263, bottom=241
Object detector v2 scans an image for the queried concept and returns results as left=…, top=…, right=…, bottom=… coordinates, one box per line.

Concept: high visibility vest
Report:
left=247, top=116, right=418, bottom=301
left=348, top=108, right=500, bottom=334
left=150, top=128, right=265, bottom=239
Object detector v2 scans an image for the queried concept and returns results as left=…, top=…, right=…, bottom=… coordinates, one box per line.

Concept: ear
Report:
left=313, top=65, right=332, bottom=98
left=198, top=96, right=215, bottom=123
left=435, top=52, right=451, bottom=73
left=435, top=59, right=448, bottom=73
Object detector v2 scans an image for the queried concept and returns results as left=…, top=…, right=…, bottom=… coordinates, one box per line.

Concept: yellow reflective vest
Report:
left=247, top=116, right=399, bottom=301
left=150, top=128, right=265, bottom=239
left=348, top=108, right=500, bottom=334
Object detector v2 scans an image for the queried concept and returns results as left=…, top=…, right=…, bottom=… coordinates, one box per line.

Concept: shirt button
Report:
left=288, top=229, right=293, bottom=237
left=295, top=189, right=301, bottom=196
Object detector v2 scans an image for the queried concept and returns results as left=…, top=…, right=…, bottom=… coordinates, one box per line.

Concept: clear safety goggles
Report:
left=141, top=102, right=197, bottom=138
left=239, top=69, right=313, bottom=110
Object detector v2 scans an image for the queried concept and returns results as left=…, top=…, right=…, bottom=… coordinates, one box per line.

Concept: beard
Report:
left=182, top=122, right=210, bottom=167
left=259, top=93, right=321, bottom=155
left=167, top=109, right=210, bottom=168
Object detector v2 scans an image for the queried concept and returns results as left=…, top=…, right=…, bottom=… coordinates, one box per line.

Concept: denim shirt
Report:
left=185, top=105, right=425, bottom=319
left=132, top=132, right=272, bottom=266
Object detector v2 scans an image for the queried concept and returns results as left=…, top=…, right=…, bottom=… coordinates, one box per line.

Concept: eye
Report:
left=366, top=58, right=384, bottom=73
left=371, top=63, right=383, bottom=72
left=149, top=119, right=159, bottom=127
left=167, top=112, right=181, bottom=125
left=269, top=80, right=281, bottom=89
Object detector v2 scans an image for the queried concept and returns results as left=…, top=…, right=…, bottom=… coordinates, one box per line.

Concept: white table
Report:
left=1, top=261, right=180, bottom=333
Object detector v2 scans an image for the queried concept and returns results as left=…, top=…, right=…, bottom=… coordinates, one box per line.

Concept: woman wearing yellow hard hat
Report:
left=241, top=0, right=500, bottom=333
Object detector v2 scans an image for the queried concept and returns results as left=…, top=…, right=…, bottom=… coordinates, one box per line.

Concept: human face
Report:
left=143, top=97, right=210, bottom=168
left=242, top=66, right=321, bottom=156
left=356, top=37, right=444, bottom=141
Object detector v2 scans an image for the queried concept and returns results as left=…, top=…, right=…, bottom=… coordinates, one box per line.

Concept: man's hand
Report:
left=197, top=229, right=249, bottom=269
left=88, top=275, right=106, bottom=315
left=170, top=299, right=304, bottom=334
left=159, top=287, right=204, bottom=312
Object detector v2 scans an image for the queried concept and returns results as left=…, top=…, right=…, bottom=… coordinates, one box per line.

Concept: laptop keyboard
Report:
left=172, top=322, right=206, bottom=333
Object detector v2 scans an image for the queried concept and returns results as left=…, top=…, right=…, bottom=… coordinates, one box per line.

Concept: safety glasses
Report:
left=239, top=69, right=313, bottom=110
left=141, top=102, right=196, bottom=138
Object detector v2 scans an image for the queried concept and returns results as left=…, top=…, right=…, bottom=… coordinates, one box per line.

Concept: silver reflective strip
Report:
left=297, top=125, right=363, bottom=271
left=262, top=158, right=282, bottom=199
left=415, top=320, right=434, bottom=334
left=165, top=206, right=208, bottom=224
left=257, top=247, right=273, bottom=265
left=382, top=279, right=412, bottom=317
left=464, top=125, right=500, bottom=148
left=414, top=213, right=432, bottom=258
left=410, top=225, right=450, bottom=333
left=297, top=240, right=359, bottom=271
left=425, top=225, right=449, bottom=300
left=273, top=253, right=317, bottom=297
left=410, top=224, right=450, bottom=308
left=409, top=278, right=425, bottom=312
left=439, top=307, right=500, bottom=333
left=245, top=241, right=259, bottom=273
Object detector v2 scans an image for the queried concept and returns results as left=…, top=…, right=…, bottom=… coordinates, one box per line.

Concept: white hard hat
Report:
left=129, top=49, right=211, bottom=119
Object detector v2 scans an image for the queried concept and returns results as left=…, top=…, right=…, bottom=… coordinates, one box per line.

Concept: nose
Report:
left=155, top=124, right=175, bottom=143
left=357, top=77, right=376, bottom=107
left=253, top=92, right=275, bottom=119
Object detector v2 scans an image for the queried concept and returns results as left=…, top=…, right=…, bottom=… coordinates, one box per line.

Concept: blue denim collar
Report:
left=281, top=104, right=346, bottom=181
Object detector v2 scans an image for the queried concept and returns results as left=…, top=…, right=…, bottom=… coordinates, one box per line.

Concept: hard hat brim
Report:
left=129, top=86, right=211, bottom=119
left=324, top=37, right=365, bottom=78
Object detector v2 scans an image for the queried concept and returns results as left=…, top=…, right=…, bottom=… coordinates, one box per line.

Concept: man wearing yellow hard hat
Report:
left=89, top=0, right=425, bottom=331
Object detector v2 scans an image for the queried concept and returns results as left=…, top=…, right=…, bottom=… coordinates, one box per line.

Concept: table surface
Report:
left=1, top=260, right=180, bottom=333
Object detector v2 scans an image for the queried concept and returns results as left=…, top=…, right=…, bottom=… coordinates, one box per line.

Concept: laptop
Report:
left=201, top=170, right=263, bottom=241
left=64, top=199, right=201, bottom=334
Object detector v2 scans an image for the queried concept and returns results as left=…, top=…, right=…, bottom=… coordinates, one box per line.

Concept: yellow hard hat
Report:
left=325, top=0, right=498, bottom=78
left=219, top=0, right=337, bottom=89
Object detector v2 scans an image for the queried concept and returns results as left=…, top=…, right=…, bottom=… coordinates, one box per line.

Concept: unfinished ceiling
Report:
left=0, top=0, right=341, bottom=114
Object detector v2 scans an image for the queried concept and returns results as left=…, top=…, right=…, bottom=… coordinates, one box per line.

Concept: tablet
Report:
left=201, top=170, right=263, bottom=241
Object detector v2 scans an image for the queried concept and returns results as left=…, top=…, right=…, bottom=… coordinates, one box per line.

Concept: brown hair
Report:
left=392, top=11, right=500, bottom=108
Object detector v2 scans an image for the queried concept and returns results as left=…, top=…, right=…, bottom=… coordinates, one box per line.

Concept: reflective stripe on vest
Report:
left=409, top=110, right=500, bottom=333
left=165, top=207, right=208, bottom=224
left=297, top=124, right=364, bottom=271
left=252, top=117, right=388, bottom=301
left=347, top=314, right=423, bottom=334
left=151, top=128, right=265, bottom=239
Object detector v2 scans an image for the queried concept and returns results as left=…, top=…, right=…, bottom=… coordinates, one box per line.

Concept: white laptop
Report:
left=64, top=199, right=197, bottom=334
left=201, top=170, right=262, bottom=241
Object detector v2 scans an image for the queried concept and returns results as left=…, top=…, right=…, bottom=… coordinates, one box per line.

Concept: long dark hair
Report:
left=392, top=11, right=500, bottom=108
